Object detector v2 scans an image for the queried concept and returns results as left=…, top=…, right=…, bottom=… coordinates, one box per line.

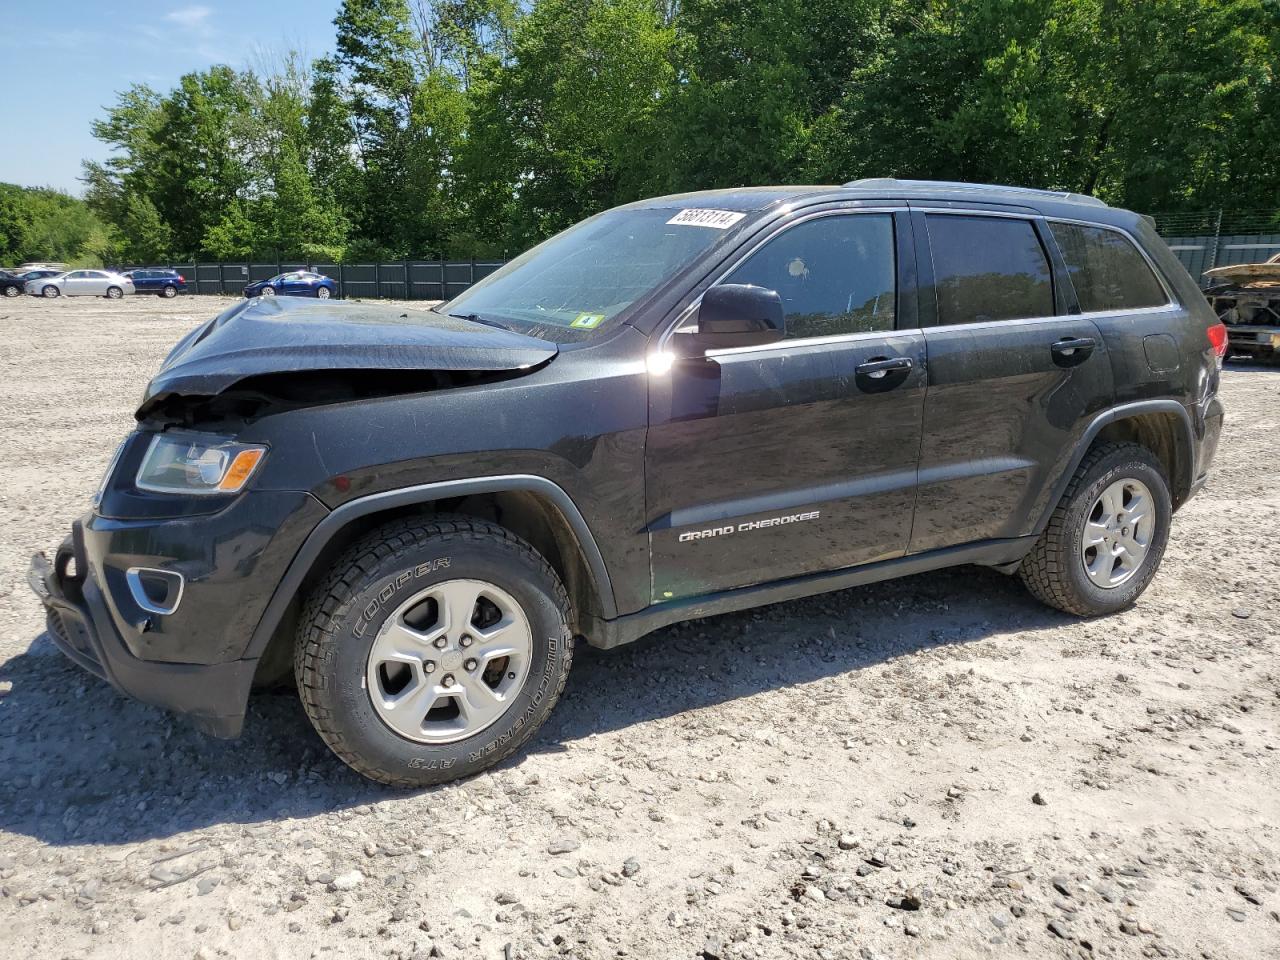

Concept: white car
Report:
left=26, top=270, right=135, bottom=299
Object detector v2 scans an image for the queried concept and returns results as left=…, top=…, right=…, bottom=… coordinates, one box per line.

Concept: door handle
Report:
left=855, top=356, right=913, bottom=379
left=1051, top=336, right=1096, bottom=366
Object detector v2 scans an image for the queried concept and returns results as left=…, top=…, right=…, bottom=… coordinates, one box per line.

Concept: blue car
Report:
left=124, top=268, right=188, bottom=298
left=243, top=270, right=337, bottom=299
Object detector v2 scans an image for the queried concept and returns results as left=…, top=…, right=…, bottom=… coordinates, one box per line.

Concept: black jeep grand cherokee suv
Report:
left=30, top=180, right=1226, bottom=786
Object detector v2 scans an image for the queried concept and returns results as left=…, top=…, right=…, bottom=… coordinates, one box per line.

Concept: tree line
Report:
left=5, top=0, right=1279, bottom=267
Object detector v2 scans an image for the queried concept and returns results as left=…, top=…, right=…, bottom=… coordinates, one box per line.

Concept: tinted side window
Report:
left=724, top=214, right=896, bottom=339
left=1049, top=222, right=1167, bottom=312
left=927, top=215, right=1053, bottom=324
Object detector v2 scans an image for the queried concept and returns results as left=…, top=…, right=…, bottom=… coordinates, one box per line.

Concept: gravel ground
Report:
left=0, top=293, right=1277, bottom=960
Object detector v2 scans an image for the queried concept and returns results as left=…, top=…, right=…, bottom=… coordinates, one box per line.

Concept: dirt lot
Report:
left=0, top=293, right=1277, bottom=960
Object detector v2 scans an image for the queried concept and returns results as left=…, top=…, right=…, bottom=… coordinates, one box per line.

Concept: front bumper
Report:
left=29, top=489, right=328, bottom=738
left=29, top=528, right=257, bottom=738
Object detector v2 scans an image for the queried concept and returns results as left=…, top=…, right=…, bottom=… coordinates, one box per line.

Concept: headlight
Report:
left=135, top=432, right=267, bottom=495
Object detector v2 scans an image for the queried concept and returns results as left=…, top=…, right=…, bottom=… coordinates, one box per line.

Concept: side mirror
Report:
left=688, top=284, right=786, bottom=351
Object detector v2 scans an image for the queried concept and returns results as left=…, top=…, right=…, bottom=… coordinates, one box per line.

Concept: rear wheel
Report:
left=161, top=284, right=177, bottom=298
left=41, top=285, right=59, bottom=298
left=316, top=286, right=331, bottom=299
left=295, top=516, right=574, bottom=787
left=1019, top=442, right=1172, bottom=616
left=105, top=286, right=123, bottom=299
left=2, top=284, right=19, bottom=298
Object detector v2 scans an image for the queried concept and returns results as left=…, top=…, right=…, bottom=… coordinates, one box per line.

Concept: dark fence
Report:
left=1161, top=235, right=1280, bottom=286
left=112, top=260, right=507, bottom=300
left=1149, top=209, right=1280, bottom=287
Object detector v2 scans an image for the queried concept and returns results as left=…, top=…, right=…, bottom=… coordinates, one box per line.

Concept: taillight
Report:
left=1206, top=322, right=1228, bottom=360
left=177, top=275, right=185, bottom=282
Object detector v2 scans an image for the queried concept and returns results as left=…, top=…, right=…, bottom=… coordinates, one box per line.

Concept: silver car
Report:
left=26, top=270, right=135, bottom=299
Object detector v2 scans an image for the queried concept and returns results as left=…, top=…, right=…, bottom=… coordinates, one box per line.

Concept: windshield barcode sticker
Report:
left=667, top=208, right=747, bottom=229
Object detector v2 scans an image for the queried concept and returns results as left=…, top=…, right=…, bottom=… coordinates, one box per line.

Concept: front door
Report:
left=61, top=270, right=91, bottom=295
left=908, top=211, right=1115, bottom=553
left=645, top=210, right=926, bottom=601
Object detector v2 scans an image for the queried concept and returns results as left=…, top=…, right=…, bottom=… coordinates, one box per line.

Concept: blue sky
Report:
left=0, top=2, right=341, bottom=194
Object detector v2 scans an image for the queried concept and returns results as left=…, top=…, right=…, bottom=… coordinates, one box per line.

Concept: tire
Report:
left=2, top=284, right=19, bottom=298
left=316, top=286, right=331, bottom=299
left=1019, top=442, right=1172, bottom=616
left=42, top=285, right=59, bottom=298
left=105, top=286, right=123, bottom=299
left=295, top=516, right=574, bottom=787
left=259, top=286, right=275, bottom=297
left=161, top=284, right=177, bottom=298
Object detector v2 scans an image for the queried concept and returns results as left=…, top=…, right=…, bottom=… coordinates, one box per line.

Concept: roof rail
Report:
left=842, top=178, right=1108, bottom=208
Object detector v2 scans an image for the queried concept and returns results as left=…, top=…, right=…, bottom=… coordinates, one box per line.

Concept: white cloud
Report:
left=164, top=5, right=213, bottom=30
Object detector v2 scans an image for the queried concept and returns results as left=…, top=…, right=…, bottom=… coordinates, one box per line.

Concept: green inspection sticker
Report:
left=570, top=313, right=605, bottom=329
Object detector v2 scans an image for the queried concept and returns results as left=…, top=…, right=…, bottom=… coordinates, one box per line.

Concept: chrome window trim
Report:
left=922, top=304, right=1180, bottom=336
left=1043, top=216, right=1176, bottom=310
left=705, top=327, right=918, bottom=359
left=653, top=206, right=905, bottom=357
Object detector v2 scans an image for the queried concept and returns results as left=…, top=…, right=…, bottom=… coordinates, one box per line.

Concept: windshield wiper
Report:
left=447, top=311, right=511, bottom=332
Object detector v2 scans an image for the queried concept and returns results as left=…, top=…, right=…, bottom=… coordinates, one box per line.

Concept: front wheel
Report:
left=2, top=284, right=19, bottom=298
left=41, top=285, right=59, bottom=298
left=1019, top=442, right=1172, bottom=616
left=105, top=286, right=123, bottom=299
left=295, top=516, right=574, bottom=787
left=315, top=286, right=331, bottom=299
left=259, top=286, right=275, bottom=297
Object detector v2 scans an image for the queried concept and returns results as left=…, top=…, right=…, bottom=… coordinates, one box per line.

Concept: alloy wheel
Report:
left=365, top=579, right=532, bottom=744
left=1080, top=478, right=1154, bottom=588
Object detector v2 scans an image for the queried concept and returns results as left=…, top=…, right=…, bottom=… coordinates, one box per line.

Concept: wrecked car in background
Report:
left=1205, top=253, right=1280, bottom=362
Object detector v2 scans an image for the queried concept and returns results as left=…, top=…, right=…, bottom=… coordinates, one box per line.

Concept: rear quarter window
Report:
left=1049, top=222, right=1168, bottom=312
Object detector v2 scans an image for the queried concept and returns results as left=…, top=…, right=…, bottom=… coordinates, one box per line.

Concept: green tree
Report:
left=202, top=201, right=263, bottom=260
left=0, top=183, right=113, bottom=266
left=74, top=0, right=1280, bottom=262
left=804, top=0, right=1277, bottom=213
left=461, top=0, right=677, bottom=248
left=118, top=194, right=173, bottom=262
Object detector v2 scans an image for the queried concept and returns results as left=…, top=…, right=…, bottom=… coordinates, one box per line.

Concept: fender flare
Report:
left=1034, top=398, right=1195, bottom=534
left=243, top=474, right=618, bottom=660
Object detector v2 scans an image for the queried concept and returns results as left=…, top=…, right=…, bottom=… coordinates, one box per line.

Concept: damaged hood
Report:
left=140, top=297, right=557, bottom=412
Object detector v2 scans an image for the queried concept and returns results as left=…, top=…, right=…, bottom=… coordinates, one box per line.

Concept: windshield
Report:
left=442, top=206, right=749, bottom=342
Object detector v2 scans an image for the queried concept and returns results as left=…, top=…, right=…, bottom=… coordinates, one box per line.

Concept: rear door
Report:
left=908, top=209, right=1114, bottom=553
left=645, top=208, right=926, bottom=600
left=83, top=270, right=111, bottom=295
